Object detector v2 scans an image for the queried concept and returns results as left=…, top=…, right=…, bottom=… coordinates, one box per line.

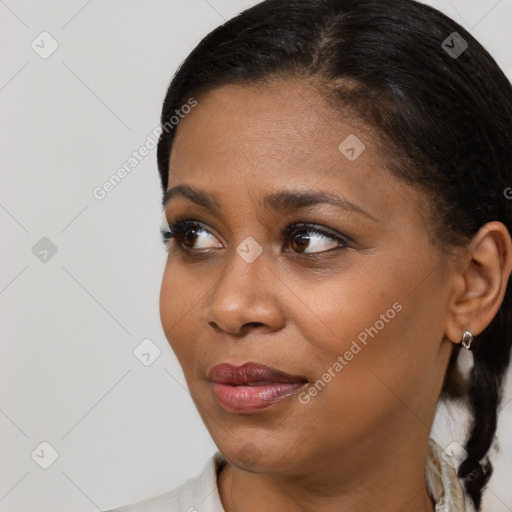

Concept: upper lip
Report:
left=208, top=362, right=308, bottom=385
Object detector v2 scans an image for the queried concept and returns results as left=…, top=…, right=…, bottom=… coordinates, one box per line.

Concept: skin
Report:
left=159, top=79, right=512, bottom=512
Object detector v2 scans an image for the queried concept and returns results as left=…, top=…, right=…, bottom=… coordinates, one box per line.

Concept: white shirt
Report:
left=107, top=452, right=226, bottom=512
left=106, top=439, right=467, bottom=512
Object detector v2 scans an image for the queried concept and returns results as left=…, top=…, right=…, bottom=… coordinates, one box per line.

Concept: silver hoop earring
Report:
left=461, top=330, right=473, bottom=350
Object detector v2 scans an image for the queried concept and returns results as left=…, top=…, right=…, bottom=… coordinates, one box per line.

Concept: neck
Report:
left=218, top=432, right=436, bottom=512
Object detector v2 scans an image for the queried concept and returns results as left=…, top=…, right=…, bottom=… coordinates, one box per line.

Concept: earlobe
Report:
left=445, top=221, right=512, bottom=346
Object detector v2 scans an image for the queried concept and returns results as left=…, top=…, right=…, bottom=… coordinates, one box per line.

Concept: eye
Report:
left=160, top=220, right=222, bottom=252
left=160, top=220, right=350, bottom=255
left=284, top=223, right=348, bottom=254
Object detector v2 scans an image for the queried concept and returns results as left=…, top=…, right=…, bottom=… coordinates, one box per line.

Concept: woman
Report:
left=109, top=0, right=512, bottom=510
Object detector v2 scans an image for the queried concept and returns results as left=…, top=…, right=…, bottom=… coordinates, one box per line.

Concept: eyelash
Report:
left=160, top=219, right=352, bottom=257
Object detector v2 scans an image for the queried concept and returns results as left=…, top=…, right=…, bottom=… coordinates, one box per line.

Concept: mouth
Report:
left=208, top=362, right=308, bottom=414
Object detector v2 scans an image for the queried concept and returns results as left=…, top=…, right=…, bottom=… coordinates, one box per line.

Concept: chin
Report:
left=214, top=430, right=306, bottom=475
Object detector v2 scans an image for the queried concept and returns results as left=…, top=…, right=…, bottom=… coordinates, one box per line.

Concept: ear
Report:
left=445, top=221, right=512, bottom=346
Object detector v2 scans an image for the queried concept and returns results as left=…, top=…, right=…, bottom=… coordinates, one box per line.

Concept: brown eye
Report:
left=290, top=231, right=311, bottom=253
left=183, top=228, right=198, bottom=248
left=286, top=225, right=345, bottom=254
left=166, top=221, right=223, bottom=251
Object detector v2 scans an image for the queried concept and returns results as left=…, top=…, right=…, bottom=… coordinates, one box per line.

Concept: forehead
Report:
left=174, top=80, right=349, bottom=154
left=167, top=80, right=426, bottom=226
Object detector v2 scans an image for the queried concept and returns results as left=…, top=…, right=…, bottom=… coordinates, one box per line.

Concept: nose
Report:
left=202, top=247, right=286, bottom=336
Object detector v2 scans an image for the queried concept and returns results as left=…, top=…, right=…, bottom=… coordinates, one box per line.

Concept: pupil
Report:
left=184, top=229, right=197, bottom=247
left=293, top=231, right=310, bottom=252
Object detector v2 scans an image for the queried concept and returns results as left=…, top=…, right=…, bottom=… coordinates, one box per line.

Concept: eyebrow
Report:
left=163, top=185, right=376, bottom=221
left=163, top=185, right=220, bottom=210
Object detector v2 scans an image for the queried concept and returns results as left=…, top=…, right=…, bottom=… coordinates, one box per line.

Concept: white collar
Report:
left=426, top=438, right=468, bottom=512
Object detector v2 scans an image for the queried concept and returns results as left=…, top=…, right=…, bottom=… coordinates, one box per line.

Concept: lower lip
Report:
left=212, top=382, right=306, bottom=414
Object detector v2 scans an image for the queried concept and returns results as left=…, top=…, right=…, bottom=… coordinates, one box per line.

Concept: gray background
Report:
left=1, top=1, right=511, bottom=511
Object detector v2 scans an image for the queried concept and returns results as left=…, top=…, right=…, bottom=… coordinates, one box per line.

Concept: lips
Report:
left=208, top=362, right=307, bottom=384
left=208, top=362, right=308, bottom=414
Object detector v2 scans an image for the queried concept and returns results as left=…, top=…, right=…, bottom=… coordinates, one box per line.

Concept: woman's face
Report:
left=160, top=80, right=456, bottom=476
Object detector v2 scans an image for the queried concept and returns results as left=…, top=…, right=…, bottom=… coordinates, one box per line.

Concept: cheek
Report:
left=159, top=262, right=203, bottom=362
left=159, top=265, right=180, bottom=336
left=293, top=250, right=447, bottom=402
left=287, top=256, right=401, bottom=358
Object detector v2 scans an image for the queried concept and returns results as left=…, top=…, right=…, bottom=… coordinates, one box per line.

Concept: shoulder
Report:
left=105, top=452, right=227, bottom=512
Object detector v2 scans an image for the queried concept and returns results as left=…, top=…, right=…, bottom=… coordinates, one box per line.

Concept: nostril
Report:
left=243, top=322, right=265, bottom=329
